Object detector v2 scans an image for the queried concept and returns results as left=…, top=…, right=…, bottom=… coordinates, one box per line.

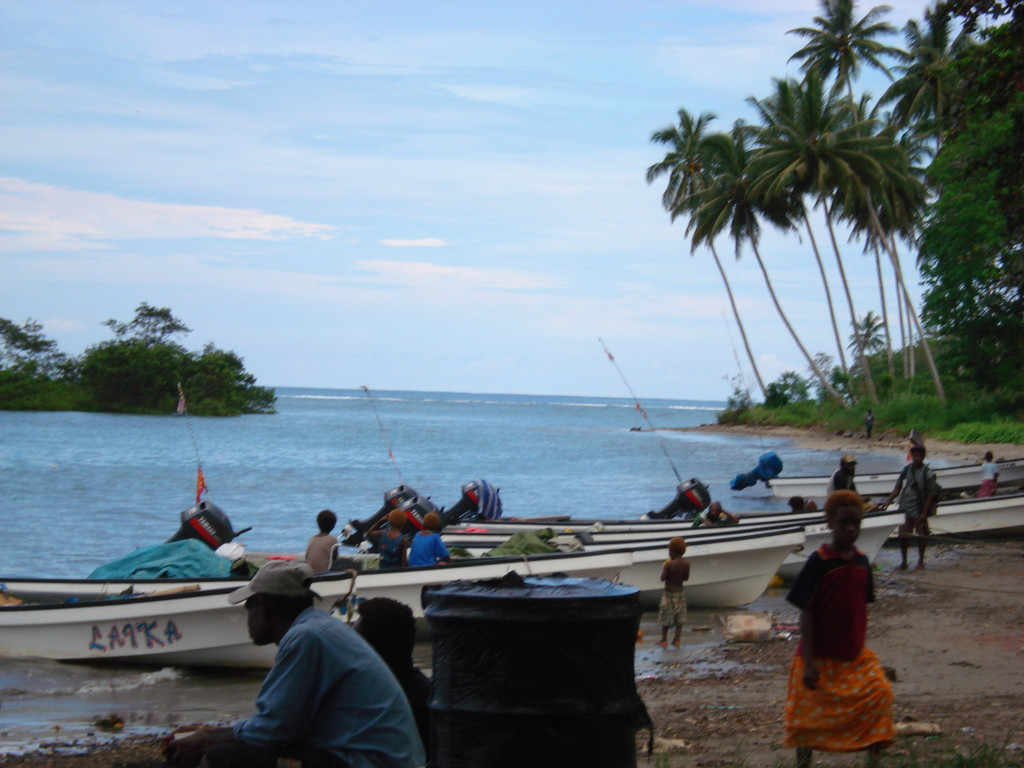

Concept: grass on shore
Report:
left=718, top=393, right=1024, bottom=446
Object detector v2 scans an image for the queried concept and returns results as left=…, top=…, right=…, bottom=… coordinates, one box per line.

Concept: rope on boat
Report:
left=359, top=385, right=404, bottom=485
left=598, top=338, right=683, bottom=484
left=330, top=569, right=360, bottom=624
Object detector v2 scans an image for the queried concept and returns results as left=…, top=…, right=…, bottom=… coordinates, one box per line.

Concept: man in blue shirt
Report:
left=163, top=561, right=424, bottom=768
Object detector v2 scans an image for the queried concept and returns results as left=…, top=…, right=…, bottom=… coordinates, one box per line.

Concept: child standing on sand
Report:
left=784, top=490, right=895, bottom=768
left=656, top=537, right=690, bottom=648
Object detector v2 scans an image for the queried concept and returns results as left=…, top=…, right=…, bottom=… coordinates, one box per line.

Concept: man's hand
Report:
left=161, top=725, right=234, bottom=767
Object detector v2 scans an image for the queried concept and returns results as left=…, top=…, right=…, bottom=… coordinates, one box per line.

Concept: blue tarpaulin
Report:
left=87, top=539, right=234, bottom=580
left=730, top=451, right=784, bottom=491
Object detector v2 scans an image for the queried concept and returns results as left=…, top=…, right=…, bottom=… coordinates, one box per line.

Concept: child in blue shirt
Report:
left=407, top=512, right=451, bottom=567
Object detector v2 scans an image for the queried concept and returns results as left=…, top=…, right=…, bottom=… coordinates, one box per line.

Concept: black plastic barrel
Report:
left=423, top=573, right=645, bottom=768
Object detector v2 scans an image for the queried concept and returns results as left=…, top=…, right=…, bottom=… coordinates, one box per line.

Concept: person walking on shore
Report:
left=783, top=490, right=895, bottom=768
left=863, top=409, right=875, bottom=439
left=881, top=445, right=940, bottom=570
left=978, top=451, right=999, bottom=498
left=656, top=537, right=690, bottom=649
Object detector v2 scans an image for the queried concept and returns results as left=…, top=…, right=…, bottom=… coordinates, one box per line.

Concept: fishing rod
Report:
left=359, top=385, right=405, bottom=485
left=176, top=382, right=209, bottom=503
left=598, top=338, right=683, bottom=484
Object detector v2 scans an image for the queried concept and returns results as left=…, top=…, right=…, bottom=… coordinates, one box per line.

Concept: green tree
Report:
left=765, top=371, right=812, bottom=407
left=647, top=109, right=768, bottom=398
left=0, top=318, right=70, bottom=378
left=689, top=123, right=844, bottom=402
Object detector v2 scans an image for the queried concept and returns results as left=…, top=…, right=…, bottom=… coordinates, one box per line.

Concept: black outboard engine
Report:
left=647, top=478, right=711, bottom=520
left=340, top=484, right=421, bottom=547
left=439, top=479, right=503, bottom=527
left=166, top=500, right=251, bottom=549
left=397, top=494, right=441, bottom=534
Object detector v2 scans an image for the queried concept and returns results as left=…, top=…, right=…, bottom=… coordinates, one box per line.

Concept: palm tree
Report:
left=876, top=5, right=970, bottom=150
left=849, top=310, right=886, bottom=354
left=647, top=109, right=768, bottom=398
left=788, top=0, right=903, bottom=106
left=748, top=72, right=886, bottom=401
left=689, top=123, right=844, bottom=403
left=789, top=0, right=947, bottom=402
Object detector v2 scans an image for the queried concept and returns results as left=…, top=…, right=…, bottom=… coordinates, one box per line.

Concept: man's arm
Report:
left=162, top=726, right=235, bottom=767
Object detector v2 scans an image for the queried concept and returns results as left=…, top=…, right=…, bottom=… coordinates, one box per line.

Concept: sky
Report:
left=0, top=0, right=936, bottom=401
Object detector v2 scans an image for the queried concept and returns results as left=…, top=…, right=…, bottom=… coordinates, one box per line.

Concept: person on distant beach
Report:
left=783, top=490, right=895, bottom=768
left=355, top=597, right=431, bottom=754
left=162, top=561, right=424, bottom=768
left=788, top=496, right=817, bottom=513
left=863, top=409, right=875, bottom=439
left=825, top=455, right=858, bottom=497
left=656, top=537, right=690, bottom=648
left=407, top=512, right=451, bottom=567
left=978, top=451, right=999, bottom=498
left=305, top=509, right=339, bottom=573
left=692, top=501, right=739, bottom=528
left=367, top=509, right=411, bottom=569
left=881, top=444, right=940, bottom=570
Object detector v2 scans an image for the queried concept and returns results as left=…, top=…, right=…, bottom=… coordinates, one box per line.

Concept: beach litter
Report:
left=715, top=611, right=773, bottom=642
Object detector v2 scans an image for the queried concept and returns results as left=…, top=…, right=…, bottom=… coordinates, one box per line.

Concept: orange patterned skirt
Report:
left=783, top=647, right=895, bottom=752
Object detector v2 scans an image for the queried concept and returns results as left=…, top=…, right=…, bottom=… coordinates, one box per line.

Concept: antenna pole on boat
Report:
left=176, top=382, right=210, bottom=503
left=598, top=338, right=683, bottom=484
left=359, top=385, right=405, bottom=485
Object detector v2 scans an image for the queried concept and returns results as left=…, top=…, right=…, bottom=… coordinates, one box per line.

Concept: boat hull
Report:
left=0, top=550, right=633, bottom=668
left=767, top=458, right=1024, bottom=499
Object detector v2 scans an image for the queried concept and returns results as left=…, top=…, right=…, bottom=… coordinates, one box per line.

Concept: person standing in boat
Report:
left=692, top=501, right=739, bottom=528
left=880, top=444, right=940, bottom=570
left=305, top=509, right=339, bottom=573
left=408, top=512, right=451, bottom=566
left=978, top=451, right=999, bottom=497
left=162, top=561, right=424, bottom=768
left=825, top=455, right=858, bottom=497
left=656, top=537, right=690, bottom=649
left=367, top=509, right=411, bottom=569
left=783, top=490, right=895, bottom=768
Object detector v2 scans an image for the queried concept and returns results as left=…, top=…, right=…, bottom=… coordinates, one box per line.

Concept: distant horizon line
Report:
left=271, top=384, right=726, bottom=407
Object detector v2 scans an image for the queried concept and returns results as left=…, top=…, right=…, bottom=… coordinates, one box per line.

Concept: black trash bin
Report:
left=422, top=573, right=646, bottom=768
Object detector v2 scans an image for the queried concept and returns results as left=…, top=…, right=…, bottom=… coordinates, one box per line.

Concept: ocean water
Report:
left=0, top=387, right=917, bottom=752
left=0, top=387, right=913, bottom=579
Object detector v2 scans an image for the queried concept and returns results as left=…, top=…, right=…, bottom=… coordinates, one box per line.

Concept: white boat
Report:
left=600, top=525, right=806, bottom=608
left=0, top=549, right=633, bottom=668
left=924, top=492, right=1024, bottom=538
left=443, top=511, right=901, bottom=582
left=767, top=457, right=1024, bottom=499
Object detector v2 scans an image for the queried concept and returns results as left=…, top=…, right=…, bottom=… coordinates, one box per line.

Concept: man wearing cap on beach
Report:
left=881, top=444, right=940, bottom=571
left=825, top=455, right=858, bottom=497
left=162, top=561, right=425, bottom=768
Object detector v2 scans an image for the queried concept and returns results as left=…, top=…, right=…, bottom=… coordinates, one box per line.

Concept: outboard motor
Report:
left=730, top=451, right=784, bottom=491
left=647, top=478, right=711, bottom=520
left=398, top=495, right=440, bottom=534
left=166, top=500, right=251, bottom=549
left=439, top=479, right=503, bottom=527
left=340, top=484, right=423, bottom=547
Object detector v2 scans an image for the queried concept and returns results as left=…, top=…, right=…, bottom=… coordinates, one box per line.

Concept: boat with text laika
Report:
left=0, top=550, right=634, bottom=668
left=767, top=457, right=1024, bottom=499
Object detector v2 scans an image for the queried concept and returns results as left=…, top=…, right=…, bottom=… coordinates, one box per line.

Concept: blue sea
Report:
left=0, top=386, right=911, bottom=580
left=0, top=387, right=916, bottom=753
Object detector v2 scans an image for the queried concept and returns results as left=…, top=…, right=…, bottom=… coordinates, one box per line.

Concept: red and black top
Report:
left=786, top=543, right=874, bottom=660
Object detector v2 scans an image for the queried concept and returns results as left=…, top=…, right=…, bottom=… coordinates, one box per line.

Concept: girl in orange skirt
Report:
left=784, top=490, right=895, bottom=768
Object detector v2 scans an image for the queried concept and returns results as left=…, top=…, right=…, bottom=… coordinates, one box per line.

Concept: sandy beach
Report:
left=2, top=426, right=1022, bottom=767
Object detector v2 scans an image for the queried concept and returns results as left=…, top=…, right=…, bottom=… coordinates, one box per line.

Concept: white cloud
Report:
left=0, top=178, right=336, bottom=251
left=354, top=260, right=560, bottom=291
left=378, top=238, right=450, bottom=248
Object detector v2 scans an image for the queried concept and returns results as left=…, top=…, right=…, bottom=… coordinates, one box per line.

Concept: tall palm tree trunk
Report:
left=749, top=239, right=845, bottom=403
left=709, top=241, right=767, bottom=398
left=874, top=246, right=895, bottom=376
left=823, top=200, right=878, bottom=402
left=884, top=229, right=943, bottom=400
left=803, top=204, right=850, bottom=376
